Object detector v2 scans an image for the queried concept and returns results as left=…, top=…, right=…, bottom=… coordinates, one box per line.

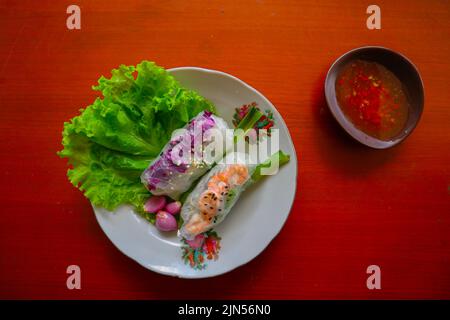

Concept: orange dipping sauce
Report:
left=335, top=60, right=410, bottom=141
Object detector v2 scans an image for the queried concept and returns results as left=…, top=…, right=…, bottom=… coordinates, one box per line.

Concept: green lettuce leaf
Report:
left=58, top=61, right=216, bottom=211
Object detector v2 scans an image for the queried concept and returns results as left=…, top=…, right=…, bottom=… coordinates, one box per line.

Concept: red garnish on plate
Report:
left=232, top=102, right=275, bottom=142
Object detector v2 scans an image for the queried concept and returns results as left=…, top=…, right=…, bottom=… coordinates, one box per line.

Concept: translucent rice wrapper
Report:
left=179, top=152, right=256, bottom=240
left=141, top=111, right=233, bottom=200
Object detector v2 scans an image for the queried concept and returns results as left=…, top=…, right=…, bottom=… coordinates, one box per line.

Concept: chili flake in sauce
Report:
left=335, top=59, right=410, bottom=141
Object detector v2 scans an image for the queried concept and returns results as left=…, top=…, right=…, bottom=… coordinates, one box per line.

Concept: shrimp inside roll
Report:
left=179, top=153, right=255, bottom=240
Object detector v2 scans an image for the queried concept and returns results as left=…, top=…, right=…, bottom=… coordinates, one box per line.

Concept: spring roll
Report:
left=178, top=152, right=254, bottom=239
left=141, top=111, right=232, bottom=200
left=179, top=151, right=290, bottom=240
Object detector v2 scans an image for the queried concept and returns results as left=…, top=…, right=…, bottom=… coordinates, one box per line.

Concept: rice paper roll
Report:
left=141, top=111, right=233, bottom=200
left=179, top=152, right=256, bottom=240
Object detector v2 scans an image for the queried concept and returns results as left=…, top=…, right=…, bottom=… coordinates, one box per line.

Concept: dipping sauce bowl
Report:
left=325, top=46, right=424, bottom=149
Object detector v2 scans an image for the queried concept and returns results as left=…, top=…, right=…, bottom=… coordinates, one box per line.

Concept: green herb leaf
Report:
left=58, top=61, right=216, bottom=211
left=233, top=106, right=263, bottom=143
left=251, top=151, right=290, bottom=182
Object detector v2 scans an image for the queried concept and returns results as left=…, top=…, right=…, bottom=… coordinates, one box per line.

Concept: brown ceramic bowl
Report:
left=324, top=46, right=424, bottom=149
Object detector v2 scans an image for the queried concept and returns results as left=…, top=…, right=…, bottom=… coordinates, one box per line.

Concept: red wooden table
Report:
left=1, top=0, right=449, bottom=299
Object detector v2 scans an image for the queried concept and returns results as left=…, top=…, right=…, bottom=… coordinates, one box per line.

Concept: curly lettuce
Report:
left=58, top=61, right=216, bottom=211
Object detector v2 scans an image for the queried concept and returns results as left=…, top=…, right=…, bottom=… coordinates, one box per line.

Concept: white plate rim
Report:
left=94, top=66, right=298, bottom=278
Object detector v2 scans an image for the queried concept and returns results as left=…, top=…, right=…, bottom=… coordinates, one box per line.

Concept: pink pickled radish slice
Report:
left=155, top=211, right=177, bottom=232
left=185, top=234, right=205, bottom=249
left=165, top=201, right=181, bottom=215
left=144, top=196, right=166, bottom=213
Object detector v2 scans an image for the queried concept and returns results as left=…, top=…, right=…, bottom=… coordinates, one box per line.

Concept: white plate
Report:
left=93, top=67, right=298, bottom=278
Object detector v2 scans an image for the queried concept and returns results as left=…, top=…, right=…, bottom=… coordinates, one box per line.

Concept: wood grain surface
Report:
left=0, top=0, right=449, bottom=299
